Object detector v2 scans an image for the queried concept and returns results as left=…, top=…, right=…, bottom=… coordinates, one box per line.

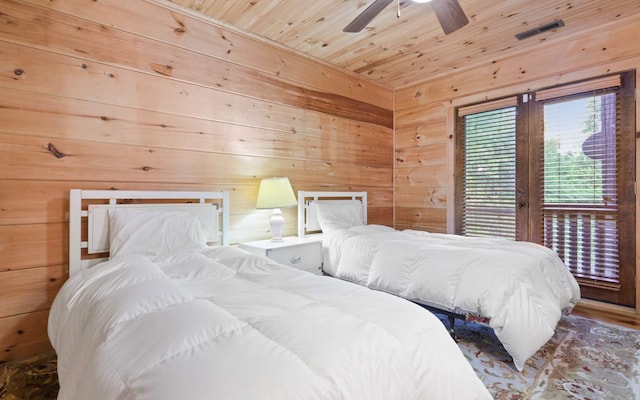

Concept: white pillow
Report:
left=108, top=209, right=206, bottom=258
left=314, top=201, right=364, bottom=233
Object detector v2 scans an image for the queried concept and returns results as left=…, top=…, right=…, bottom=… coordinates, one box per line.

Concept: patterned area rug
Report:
left=0, top=314, right=638, bottom=399
left=0, top=352, right=58, bottom=400
left=440, top=313, right=640, bottom=399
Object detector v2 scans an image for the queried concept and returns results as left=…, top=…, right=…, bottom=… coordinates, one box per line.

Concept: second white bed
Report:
left=298, top=191, right=581, bottom=372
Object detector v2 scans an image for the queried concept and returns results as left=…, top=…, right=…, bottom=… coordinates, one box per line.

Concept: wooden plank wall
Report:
left=395, top=14, right=640, bottom=320
left=0, top=0, right=394, bottom=361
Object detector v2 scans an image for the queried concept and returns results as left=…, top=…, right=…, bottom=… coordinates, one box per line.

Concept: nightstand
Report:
left=238, top=236, right=323, bottom=275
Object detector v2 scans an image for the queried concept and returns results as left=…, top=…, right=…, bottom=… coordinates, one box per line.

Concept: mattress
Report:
left=321, top=225, right=581, bottom=371
left=49, top=246, right=491, bottom=400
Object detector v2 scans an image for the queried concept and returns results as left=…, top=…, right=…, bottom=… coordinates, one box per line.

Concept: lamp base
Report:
left=269, top=208, right=285, bottom=242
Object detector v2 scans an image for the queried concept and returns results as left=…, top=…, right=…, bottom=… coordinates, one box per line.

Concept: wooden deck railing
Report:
left=542, top=204, right=619, bottom=285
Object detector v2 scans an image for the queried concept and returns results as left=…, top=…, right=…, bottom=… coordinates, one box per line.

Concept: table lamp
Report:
left=256, top=177, right=297, bottom=242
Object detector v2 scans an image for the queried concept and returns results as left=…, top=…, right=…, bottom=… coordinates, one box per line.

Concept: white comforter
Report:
left=49, top=246, right=491, bottom=400
left=322, top=225, right=581, bottom=371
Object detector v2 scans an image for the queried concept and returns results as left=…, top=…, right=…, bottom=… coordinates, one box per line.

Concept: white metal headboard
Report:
left=69, top=190, right=230, bottom=276
left=297, top=191, right=367, bottom=237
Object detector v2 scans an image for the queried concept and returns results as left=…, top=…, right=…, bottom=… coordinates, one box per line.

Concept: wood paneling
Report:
left=0, top=42, right=390, bottom=129
left=0, top=266, right=66, bottom=317
left=0, top=88, right=392, bottom=167
left=395, top=207, right=447, bottom=233
left=0, top=224, right=66, bottom=272
left=163, top=0, right=640, bottom=88
left=1, top=134, right=391, bottom=186
left=0, top=0, right=393, bottom=361
left=396, top=14, right=640, bottom=109
left=0, top=310, right=52, bottom=362
left=0, top=0, right=392, bottom=126
left=20, top=0, right=392, bottom=108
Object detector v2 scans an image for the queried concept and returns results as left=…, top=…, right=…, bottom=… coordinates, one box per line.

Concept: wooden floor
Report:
left=573, top=299, right=640, bottom=330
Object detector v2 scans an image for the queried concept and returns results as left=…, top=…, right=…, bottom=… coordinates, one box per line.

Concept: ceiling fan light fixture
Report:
left=343, top=0, right=468, bottom=34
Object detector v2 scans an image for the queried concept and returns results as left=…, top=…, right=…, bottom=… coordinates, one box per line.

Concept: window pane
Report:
left=543, top=93, right=616, bottom=206
left=462, top=107, right=516, bottom=239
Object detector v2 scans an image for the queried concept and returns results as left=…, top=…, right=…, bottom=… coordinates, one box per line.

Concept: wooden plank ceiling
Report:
left=163, top=0, right=640, bottom=89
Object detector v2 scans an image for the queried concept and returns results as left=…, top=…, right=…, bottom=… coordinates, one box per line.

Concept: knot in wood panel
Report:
left=172, top=13, right=187, bottom=34
left=47, top=143, right=66, bottom=159
left=149, top=63, right=174, bottom=77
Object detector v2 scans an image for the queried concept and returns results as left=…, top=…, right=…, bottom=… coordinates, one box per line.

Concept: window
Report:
left=456, top=98, right=518, bottom=239
left=455, top=72, right=636, bottom=306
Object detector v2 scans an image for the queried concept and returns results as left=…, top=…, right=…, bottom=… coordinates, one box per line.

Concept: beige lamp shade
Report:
left=256, top=177, right=297, bottom=209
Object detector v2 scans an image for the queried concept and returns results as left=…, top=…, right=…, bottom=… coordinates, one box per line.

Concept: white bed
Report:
left=298, top=190, right=582, bottom=372
left=49, top=189, right=491, bottom=400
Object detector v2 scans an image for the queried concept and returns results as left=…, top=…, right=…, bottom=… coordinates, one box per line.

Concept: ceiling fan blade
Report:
left=343, top=0, right=394, bottom=33
left=431, top=0, right=469, bottom=34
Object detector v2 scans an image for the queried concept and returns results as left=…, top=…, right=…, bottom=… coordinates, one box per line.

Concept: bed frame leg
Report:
left=448, top=315, right=457, bottom=342
left=420, top=304, right=460, bottom=342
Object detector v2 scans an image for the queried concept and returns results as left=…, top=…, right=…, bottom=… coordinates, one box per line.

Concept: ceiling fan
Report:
left=343, top=0, right=469, bottom=34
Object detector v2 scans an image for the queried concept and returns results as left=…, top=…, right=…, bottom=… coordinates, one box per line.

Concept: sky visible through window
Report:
left=544, top=97, right=595, bottom=153
left=543, top=94, right=607, bottom=205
